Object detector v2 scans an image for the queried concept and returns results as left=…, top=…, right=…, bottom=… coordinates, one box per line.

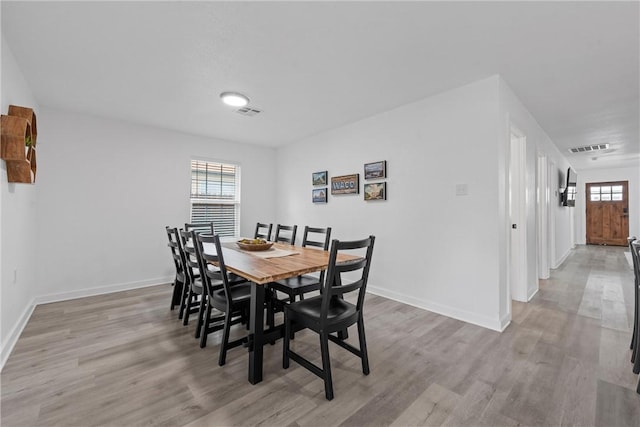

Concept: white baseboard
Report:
left=367, top=285, right=505, bottom=332
left=33, top=276, right=172, bottom=305
left=0, top=276, right=172, bottom=371
left=527, top=287, right=539, bottom=302
left=0, top=298, right=36, bottom=370
left=499, top=312, right=511, bottom=332
left=552, top=247, right=573, bottom=269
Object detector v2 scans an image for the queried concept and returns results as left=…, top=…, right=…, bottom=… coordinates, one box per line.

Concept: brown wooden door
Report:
left=586, top=181, right=629, bottom=246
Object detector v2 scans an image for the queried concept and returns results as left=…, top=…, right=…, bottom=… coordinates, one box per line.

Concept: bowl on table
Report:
left=236, top=239, right=274, bottom=251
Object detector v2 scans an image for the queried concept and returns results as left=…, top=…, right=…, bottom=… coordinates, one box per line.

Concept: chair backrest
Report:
left=302, top=226, right=332, bottom=284
left=302, top=226, right=332, bottom=250
left=628, top=236, right=637, bottom=264
left=181, top=229, right=200, bottom=285
left=166, top=226, right=186, bottom=279
left=179, top=228, right=190, bottom=246
left=254, top=222, right=273, bottom=241
left=274, top=224, right=298, bottom=245
left=632, top=239, right=640, bottom=280
left=194, top=232, right=232, bottom=305
left=185, top=222, right=214, bottom=236
left=320, top=236, right=375, bottom=323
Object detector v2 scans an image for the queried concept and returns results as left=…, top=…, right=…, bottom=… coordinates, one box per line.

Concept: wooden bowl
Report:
left=236, top=241, right=274, bottom=251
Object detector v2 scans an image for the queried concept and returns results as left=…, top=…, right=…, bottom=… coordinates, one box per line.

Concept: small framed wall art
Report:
left=364, top=182, right=386, bottom=201
left=364, top=161, right=386, bottom=180
left=331, top=174, right=359, bottom=195
left=312, top=188, right=327, bottom=203
left=312, top=171, right=327, bottom=186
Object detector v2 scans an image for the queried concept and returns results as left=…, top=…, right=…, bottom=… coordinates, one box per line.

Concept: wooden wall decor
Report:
left=1, top=105, right=37, bottom=183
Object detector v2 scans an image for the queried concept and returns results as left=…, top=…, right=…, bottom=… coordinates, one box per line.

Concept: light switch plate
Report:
left=456, top=184, right=468, bottom=196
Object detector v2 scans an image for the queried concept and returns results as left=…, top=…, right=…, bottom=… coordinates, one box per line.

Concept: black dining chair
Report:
left=629, top=236, right=638, bottom=356
left=283, top=235, right=375, bottom=400
left=194, top=232, right=253, bottom=364
left=268, top=226, right=332, bottom=307
left=274, top=224, right=298, bottom=245
left=180, top=229, right=207, bottom=333
left=630, top=241, right=640, bottom=394
left=631, top=241, right=640, bottom=374
left=166, top=226, right=187, bottom=313
left=185, top=222, right=214, bottom=235
left=254, top=222, right=273, bottom=241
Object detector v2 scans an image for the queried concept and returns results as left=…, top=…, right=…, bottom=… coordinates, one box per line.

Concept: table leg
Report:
left=248, top=282, right=264, bottom=384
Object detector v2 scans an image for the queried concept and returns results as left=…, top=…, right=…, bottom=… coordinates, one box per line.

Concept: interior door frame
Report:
left=537, top=154, right=549, bottom=279
left=509, top=125, right=528, bottom=302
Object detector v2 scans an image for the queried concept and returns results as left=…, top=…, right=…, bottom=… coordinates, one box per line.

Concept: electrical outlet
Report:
left=456, top=184, right=469, bottom=196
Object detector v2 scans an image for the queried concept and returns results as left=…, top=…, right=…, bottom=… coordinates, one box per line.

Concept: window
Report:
left=589, top=184, right=624, bottom=202
left=190, top=160, right=240, bottom=237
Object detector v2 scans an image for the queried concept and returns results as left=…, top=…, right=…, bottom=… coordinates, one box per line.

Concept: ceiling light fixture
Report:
left=220, top=92, right=249, bottom=107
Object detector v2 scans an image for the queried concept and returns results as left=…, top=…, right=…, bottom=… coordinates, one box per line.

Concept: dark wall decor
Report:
left=364, top=182, right=386, bottom=201
left=312, top=188, right=327, bottom=203
left=364, top=160, right=386, bottom=180
left=331, top=174, right=359, bottom=195
left=312, top=171, right=327, bottom=186
left=1, top=105, right=38, bottom=183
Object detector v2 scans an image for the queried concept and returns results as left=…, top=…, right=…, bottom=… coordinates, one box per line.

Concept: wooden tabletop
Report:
left=218, top=242, right=359, bottom=284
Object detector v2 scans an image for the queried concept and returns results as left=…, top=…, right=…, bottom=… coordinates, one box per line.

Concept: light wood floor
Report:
left=2, top=245, right=639, bottom=426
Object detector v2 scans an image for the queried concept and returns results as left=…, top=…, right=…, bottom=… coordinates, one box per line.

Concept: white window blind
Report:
left=190, top=160, right=240, bottom=237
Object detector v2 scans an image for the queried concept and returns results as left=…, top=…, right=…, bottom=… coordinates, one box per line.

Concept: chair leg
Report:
left=633, top=331, right=640, bottom=374
left=219, top=312, right=233, bottom=366
left=635, top=284, right=640, bottom=373
left=265, top=290, right=275, bottom=329
left=195, top=295, right=206, bottom=339
left=170, top=278, right=183, bottom=310
left=283, top=311, right=290, bottom=369
left=178, top=280, right=189, bottom=320
left=245, top=306, right=251, bottom=330
left=320, top=332, right=334, bottom=400
left=631, top=293, right=636, bottom=351
left=183, top=289, right=194, bottom=326
left=357, top=319, right=370, bottom=375
left=200, top=298, right=213, bottom=348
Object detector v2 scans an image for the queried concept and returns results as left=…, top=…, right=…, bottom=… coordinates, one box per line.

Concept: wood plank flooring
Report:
left=2, top=244, right=639, bottom=426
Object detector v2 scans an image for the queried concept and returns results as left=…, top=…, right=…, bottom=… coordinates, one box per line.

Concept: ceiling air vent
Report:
left=235, top=107, right=262, bottom=117
left=568, top=143, right=609, bottom=154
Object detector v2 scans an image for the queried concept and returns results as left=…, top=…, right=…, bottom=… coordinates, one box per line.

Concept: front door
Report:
left=586, top=181, right=629, bottom=246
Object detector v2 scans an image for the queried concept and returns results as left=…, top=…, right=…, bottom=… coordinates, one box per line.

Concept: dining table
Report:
left=213, top=239, right=360, bottom=385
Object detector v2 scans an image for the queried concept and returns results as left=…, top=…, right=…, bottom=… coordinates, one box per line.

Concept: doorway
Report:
left=586, top=181, right=629, bottom=246
left=509, top=127, right=527, bottom=302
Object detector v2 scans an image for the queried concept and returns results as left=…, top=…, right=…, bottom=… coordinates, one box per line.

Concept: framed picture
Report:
left=364, top=182, right=386, bottom=201
left=331, top=174, right=359, bottom=195
left=364, top=160, right=386, bottom=180
left=312, top=171, right=327, bottom=186
left=312, top=188, right=327, bottom=203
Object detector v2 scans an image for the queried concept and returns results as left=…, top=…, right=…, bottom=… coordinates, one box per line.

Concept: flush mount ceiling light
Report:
left=220, top=92, right=249, bottom=107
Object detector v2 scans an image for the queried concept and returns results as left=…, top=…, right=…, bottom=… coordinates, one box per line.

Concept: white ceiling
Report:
left=2, top=1, right=638, bottom=171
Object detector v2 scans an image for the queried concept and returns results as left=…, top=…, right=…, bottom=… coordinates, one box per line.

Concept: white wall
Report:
left=0, top=37, right=40, bottom=366
left=34, top=109, right=277, bottom=301
left=497, top=78, right=575, bottom=303
left=276, top=76, right=506, bottom=330
left=575, top=165, right=640, bottom=244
